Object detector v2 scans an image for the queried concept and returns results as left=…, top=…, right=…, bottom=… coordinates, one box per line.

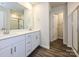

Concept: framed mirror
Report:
left=0, top=2, right=27, bottom=30
left=0, top=2, right=33, bottom=34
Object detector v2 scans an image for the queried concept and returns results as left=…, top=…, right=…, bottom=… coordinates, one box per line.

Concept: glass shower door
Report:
left=77, top=7, right=79, bottom=53
left=72, top=6, right=79, bottom=54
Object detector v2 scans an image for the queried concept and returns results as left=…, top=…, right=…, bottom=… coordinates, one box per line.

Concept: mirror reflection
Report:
left=0, top=7, right=4, bottom=30
left=0, top=2, right=26, bottom=30
left=0, top=6, right=6, bottom=32
left=0, top=2, right=33, bottom=34
left=10, top=9, right=24, bottom=29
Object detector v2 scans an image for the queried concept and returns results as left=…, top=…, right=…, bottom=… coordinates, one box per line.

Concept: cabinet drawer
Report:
left=25, top=33, right=33, bottom=40
left=26, top=34, right=33, bottom=45
left=26, top=40, right=31, bottom=45
left=26, top=42, right=31, bottom=48
left=10, top=35, right=25, bottom=44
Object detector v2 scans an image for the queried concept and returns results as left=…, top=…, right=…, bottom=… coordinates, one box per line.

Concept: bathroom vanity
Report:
left=0, top=30, right=40, bottom=57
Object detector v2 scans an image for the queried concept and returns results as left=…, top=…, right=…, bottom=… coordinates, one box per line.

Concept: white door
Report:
left=0, top=47, right=12, bottom=57
left=72, top=9, right=78, bottom=51
left=53, top=14, right=58, bottom=41
left=13, top=41, right=25, bottom=57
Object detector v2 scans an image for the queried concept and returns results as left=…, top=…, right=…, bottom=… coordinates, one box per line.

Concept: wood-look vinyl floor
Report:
left=29, top=39, right=76, bottom=57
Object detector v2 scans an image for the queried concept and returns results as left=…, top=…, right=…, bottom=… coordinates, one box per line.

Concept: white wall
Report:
left=68, top=2, right=79, bottom=47
left=33, top=4, right=40, bottom=30
left=33, top=3, right=50, bottom=49
left=50, top=4, right=68, bottom=45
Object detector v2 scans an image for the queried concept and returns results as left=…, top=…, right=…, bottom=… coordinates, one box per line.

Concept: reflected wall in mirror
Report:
left=10, top=9, right=24, bottom=29
left=0, top=7, right=4, bottom=30
left=72, top=6, right=79, bottom=54
left=0, top=6, right=8, bottom=34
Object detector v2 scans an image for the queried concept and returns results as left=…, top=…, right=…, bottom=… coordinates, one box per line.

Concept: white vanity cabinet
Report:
left=0, top=35, right=26, bottom=57
left=0, top=30, right=40, bottom=57
left=25, top=31, right=40, bottom=56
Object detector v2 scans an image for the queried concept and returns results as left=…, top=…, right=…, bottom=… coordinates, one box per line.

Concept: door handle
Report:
left=14, top=47, right=16, bottom=52
left=11, top=48, right=13, bottom=54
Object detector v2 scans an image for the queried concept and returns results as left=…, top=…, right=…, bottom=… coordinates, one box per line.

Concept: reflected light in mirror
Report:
left=11, top=14, right=19, bottom=19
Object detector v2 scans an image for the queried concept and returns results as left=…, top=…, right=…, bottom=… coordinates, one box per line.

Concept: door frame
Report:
left=49, top=11, right=66, bottom=48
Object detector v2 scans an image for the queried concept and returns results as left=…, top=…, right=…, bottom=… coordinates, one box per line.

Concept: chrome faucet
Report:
left=2, top=28, right=9, bottom=34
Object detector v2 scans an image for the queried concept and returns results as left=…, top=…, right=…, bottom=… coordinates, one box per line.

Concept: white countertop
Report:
left=0, top=29, right=40, bottom=40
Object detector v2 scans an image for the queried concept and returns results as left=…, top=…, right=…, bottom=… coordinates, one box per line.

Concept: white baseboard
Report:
left=40, top=44, right=49, bottom=49
left=72, top=47, right=79, bottom=57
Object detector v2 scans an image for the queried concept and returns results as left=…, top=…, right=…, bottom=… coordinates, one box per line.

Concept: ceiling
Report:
left=49, top=2, right=67, bottom=7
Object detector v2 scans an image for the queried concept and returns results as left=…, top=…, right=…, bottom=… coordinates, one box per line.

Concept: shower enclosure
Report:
left=72, top=6, right=79, bottom=54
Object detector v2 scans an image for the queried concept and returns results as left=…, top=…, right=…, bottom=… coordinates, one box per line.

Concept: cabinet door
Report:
left=32, top=31, right=40, bottom=50
left=0, top=47, right=12, bottom=57
left=35, top=32, right=40, bottom=45
left=35, top=32, right=40, bottom=46
left=13, top=41, right=25, bottom=57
